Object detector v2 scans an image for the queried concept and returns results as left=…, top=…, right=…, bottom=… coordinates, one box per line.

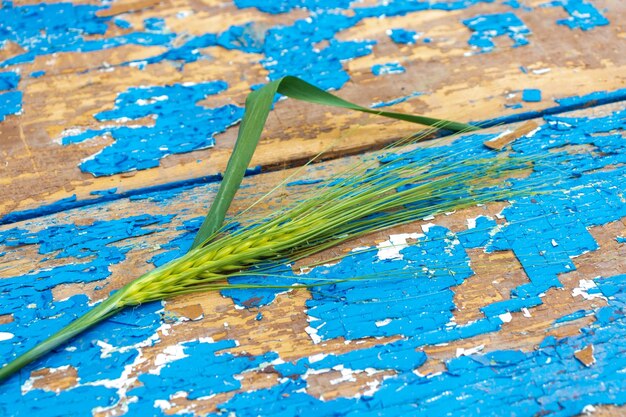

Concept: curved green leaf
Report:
left=191, top=75, right=478, bottom=249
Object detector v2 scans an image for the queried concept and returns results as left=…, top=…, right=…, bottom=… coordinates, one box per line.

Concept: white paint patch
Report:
left=351, top=246, right=370, bottom=252
left=532, top=68, right=551, bottom=75
left=0, top=332, right=14, bottom=341
left=572, top=279, right=605, bottom=300
left=176, top=10, right=193, bottom=18
left=551, top=239, right=558, bottom=247
left=330, top=367, right=357, bottom=385
left=308, top=353, right=327, bottom=363
left=455, top=344, right=484, bottom=357
left=129, top=60, right=147, bottom=68
left=525, top=127, right=541, bottom=138
left=305, top=326, right=322, bottom=344
left=363, top=379, right=381, bottom=397
left=466, top=217, right=478, bottom=229
left=154, top=344, right=188, bottom=369
left=421, top=223, right=437, bottom=233
left=96, top=340, right=115, bottom=358
left=377, top=232, right=424, bottom=260
left=499, top=312, right=513, bottom=323
left=522, top=308, right=532, bottom=318
left=154, top=399, right=173, bottom=411
left=375, top=318, right=392, bottom=327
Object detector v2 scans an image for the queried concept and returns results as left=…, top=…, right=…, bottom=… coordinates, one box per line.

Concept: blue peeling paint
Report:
left=126, top=339, right=278, bottom=414
left=371, top=62, right=405, bottom=76
left=0, top=2, right=176, bottom=67
left=504, top=0, right=522, bottom=8
left=234, top=0, right=353, bottom=14
left=554, top=309, right=591, bottom=324
left=458, top=216, right=498, bottom=248
left=463, top=12, right=530, bottom=52
left=90, top=188, right=118, bottom=196
left=0, top=0, right=547, bottom=177
left=371, top=91, right=423, bottom=109
left=0, top=72, right=19, bottom=90
left=230, top=0, right=499, bottom=91
left=0, top=71, right=21, bottom=121
left=480, top=88, right=626, bottom=128
left=4, top=106, right=626, bottom=414
left=133, top=33, right=218, bottom=67
left=555, top=88, right=626, bottom=108
left=522, top=88, right=542, bottom=102
left=286, top=178, right=324, bottom=187
left=218, top=23, right=265, bottom=53
left=0, top=90, right=22, bottom=121
left=543, top=0, right=609, bottom=30
left=215, top=271, right=626, bottom=416
left=388, top=28, right=418, bottom=44
left=261, top=16, right=376, bottom=90
left=62, top=82, right=244, bottom=176
left=0, top=211, right=172, bottom=413
left=224, top=108, right=626, bottom=349
left=2, top=0, right=626, bottom=411
left=114, top=18, right=132, bottom=29
left=276, top=339, right=427, bottom=378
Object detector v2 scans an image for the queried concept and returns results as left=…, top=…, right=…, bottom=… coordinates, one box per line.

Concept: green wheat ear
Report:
left=0, top=76, right=489, bottom=382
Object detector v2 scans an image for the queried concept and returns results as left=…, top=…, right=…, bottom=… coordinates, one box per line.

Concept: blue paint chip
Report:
left=61, top=81, right=244, bottom=176
left=0, top=2, right=176, bottom=67
left=0, top=72, right=19, bottom=90
left=522, top=88, right=542, bottom=102
left=114, top=18, right=132, bottom=29
left=372, top=62, right=405, bottom=76
left=3, top=0, right=626, bottom=411
left=388, top=28, right=418, bottom=44
left=143, top=17, right=166, bottom=32
left=458, top=216, right=498, bottom=248
left=286, top=178, right=323, bottom=187
left=234, top=0, right=353, bottom=14
left=463, top=12, right=530, bottom=52
left=0, top=90, right=22, bottom=121
left=126, top=339, right=278, bottom=413
left=90, top=188, right=118, bottom=196
left=371, top=91, right=423, bottom=109
left=554, top=309, right=590, bottom=324
left=543, top=0, right=609, bottom=30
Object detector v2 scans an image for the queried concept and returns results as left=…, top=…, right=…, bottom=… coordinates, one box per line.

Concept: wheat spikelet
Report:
left=0, top=138, right=541, bottom=381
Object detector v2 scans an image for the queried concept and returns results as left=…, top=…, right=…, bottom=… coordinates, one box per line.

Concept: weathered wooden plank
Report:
left=1, top=0, right=625, bottom=219
left=1, top=102, right=626, bottom=415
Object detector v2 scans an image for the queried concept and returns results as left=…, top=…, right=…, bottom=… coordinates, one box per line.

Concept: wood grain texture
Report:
left=1, top=0, right=625, bottom=218
left=3, top=102, right=626, bottom=414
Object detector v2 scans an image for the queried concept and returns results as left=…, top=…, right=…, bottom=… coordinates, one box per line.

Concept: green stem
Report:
left=0, top=290, right=125, bottom=383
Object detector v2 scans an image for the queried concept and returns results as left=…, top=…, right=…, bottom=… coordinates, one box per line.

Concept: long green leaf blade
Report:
left=190, top=75, right=478, bottom=249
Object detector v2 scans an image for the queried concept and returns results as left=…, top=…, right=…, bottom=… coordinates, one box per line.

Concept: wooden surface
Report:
left=1, top=0, right=625, bottom=217
left=3, top=101, right=626, bottom=415
left=2, top=0, right=626, bottom=416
